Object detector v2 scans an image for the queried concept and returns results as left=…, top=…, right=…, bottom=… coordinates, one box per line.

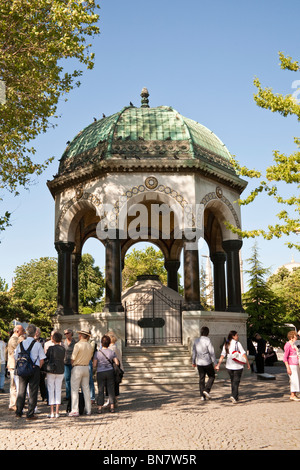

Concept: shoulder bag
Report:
left=99, top=349, right=124, bottom=384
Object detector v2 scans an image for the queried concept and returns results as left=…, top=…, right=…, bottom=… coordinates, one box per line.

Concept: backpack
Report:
left=16, top=340, right=37, bottom=378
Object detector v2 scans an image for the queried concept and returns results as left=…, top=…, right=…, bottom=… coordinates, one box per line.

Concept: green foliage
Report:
left=13, top=257, right=58, bottom=306
left=0, top=277, right=8, bottom=292
left=122, top=246, right=168, bottom=290
left=243, top=244, right=286, bottom=346
left=78, top=253, right=105, bottom=311
left=0, top=253, right=105, bottom=338
left=0, top=0, right=100, bottom=231
left=268, top=266, right=300, bottom=330
left=228, top=52, right=300, bottom=250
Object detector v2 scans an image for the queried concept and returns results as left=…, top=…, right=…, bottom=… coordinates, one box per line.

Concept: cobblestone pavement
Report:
left=0, top=365, right=299, bottom=452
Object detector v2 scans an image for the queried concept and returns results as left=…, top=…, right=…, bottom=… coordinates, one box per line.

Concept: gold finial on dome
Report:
left=141, top=87, right=150, bottom=108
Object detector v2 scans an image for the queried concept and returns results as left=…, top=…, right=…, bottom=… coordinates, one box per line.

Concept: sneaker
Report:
left=203, top=391, right=211, bottom=400
left=200, top=397, right=205, bottom=401
left=68, top=411, right=79, bottom=417
left=290, top=396, right=300, bottom=401
left=230, top=396, right=237, bottom=404
left=55, top=413, right=60, bottom=418
left=48, top=413, right=55, bottom=418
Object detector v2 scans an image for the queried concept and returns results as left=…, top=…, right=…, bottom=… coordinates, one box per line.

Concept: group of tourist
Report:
left=6, top=323, right=123, bottom=420
left=192, top=327, right=300, bottom=403
left=3, top=323, right=300, bottom=419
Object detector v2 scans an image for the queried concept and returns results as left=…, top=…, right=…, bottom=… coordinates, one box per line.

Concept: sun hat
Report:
left=77, top=329, right=91, bottom=337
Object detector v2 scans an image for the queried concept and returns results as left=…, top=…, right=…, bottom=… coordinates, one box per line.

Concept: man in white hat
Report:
left=68, top=329, right=94, bottom=417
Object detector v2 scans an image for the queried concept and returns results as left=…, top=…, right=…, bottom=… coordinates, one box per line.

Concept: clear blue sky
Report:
left=1, top=0, right=300, bottom=289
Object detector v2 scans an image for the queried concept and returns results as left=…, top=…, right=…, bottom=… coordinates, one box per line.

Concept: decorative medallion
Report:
left=75, top=185, right=84, bottom=200
left=216, top=186, right=223, bottom=198
left=145, top=176, right=158, bottom=190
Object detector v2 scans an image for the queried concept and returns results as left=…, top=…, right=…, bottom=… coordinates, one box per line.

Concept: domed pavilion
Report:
left=47, top=89, right=248, bottom=350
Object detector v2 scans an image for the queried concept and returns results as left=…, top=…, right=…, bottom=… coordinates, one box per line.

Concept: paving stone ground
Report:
left=0, top=364, right=299, bottom=452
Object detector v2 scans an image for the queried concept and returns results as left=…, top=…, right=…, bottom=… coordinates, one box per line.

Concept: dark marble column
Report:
left=71, top=253, right=82, bottom=315
left=55, top=241, right=75, bottom=316
left=210, top=251, right=227, bottom=312
left=104, top=233, right=124, bottom=312
left=183, top=240, right=203, bottom=310
left=164, top=259, right=180, bottom=292
left=222, top=239, right=243, bottom=312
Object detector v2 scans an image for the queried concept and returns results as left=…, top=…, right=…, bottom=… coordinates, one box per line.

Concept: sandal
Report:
left=97, top=407, right=102, bottom=414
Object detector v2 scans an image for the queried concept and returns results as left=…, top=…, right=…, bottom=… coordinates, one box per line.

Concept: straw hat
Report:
left=77, top=329, right=91, bottom=337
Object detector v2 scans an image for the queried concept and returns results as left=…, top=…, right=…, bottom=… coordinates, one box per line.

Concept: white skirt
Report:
left=289, top=365, right=300, bottom=393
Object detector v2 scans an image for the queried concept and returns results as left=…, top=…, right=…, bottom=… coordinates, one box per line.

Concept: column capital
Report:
left=210, top=251, right=227, bottom=264
left=222, top=239, right=243, bottom=252
left=164, top=259, right=181, bottom=271
left=55, top=241, right=75, bottom=254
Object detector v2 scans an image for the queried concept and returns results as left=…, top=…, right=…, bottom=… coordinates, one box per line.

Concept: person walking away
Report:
left=283, top=330, right=300, bottom=401
left=192, top=326, right=216, bottom=401
left=7, top=325, right=24, bottom=411
left=89, top=337, right=97, bottom=404
left=0, top=332, right=7, bottom=393
left=14, top=324, right=46, bottom=420
left=69, top=329, right=93, bottom=417
left=215, top=330, right=250, bottom=404
left=45, top=331, right=66, bottom=417
left=108, top=331, right=123, bottom=407
left=254, top=333, right=266, bottom=373
left=63, top=329, right=76, bottom=402
left=93, top=335, right=119, bottom=414
left=34, top=327, right=47, bottom=402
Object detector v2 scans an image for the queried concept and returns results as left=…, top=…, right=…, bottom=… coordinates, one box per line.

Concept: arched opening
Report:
left=202, top=198, right=243, bottom=312
left=78, top=236, right=106, bottom=314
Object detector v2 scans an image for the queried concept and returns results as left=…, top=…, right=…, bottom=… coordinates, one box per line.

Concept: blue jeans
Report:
left=0, top=363, right=5, bottom=389
left=64, top=364, right=72, bottom=399
left=89, top=360, right=95, bottom=401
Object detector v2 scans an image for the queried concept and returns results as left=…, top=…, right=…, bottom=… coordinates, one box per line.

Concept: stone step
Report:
left=123, top=359, right=192, bottom=368
left=121, top=344, right=198, bottom=385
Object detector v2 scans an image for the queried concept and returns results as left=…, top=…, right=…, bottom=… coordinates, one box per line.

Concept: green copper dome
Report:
left=58, top=90, right=234, bottom=175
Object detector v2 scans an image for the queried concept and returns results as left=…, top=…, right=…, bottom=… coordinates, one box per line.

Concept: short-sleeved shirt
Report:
left=94, top=348, right=116, bottom=372
left=71, top=340, right=93, bottom=366
left=14, top=337, right=46, bottom=368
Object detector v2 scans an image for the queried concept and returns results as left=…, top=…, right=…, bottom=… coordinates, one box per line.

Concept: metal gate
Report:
left=125, top=288, right=182, bottom=346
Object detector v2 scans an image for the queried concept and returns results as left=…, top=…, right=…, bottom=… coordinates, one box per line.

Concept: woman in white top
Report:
left=215, top=330, right=250, bottom=403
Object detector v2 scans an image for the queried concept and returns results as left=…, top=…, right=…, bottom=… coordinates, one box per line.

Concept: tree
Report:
left=243, top=243, right=286, bottom=346
left=78, top=253, right=105, bottom=311
left=12, top=257, right=58, bottom=309
left=228, top=52, right=300, bottom=251
left=0, top=277, right=8, bottom=292
left=0, top=0, right=100, bottom=232
left=122, top=246, right=168, bottom=290
left=268, top=266, right=300, bottom=330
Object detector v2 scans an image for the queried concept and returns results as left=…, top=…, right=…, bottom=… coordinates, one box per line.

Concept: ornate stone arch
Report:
left=55, top=191, right=101, bottom=243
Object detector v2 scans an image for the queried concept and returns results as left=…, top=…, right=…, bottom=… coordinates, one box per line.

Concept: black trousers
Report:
left=97, top=370, right=115, bottom=406
left=16, top=367, right=40, bottom=417
left=227, top=368, right=243, bottom=400
left=197, top=363, right=215, bottom=397
left=255, top=354, right=265, bottom=373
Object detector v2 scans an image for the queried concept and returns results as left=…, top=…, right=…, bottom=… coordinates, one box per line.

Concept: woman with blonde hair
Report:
left=283, top=330, right=300, bottom=401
